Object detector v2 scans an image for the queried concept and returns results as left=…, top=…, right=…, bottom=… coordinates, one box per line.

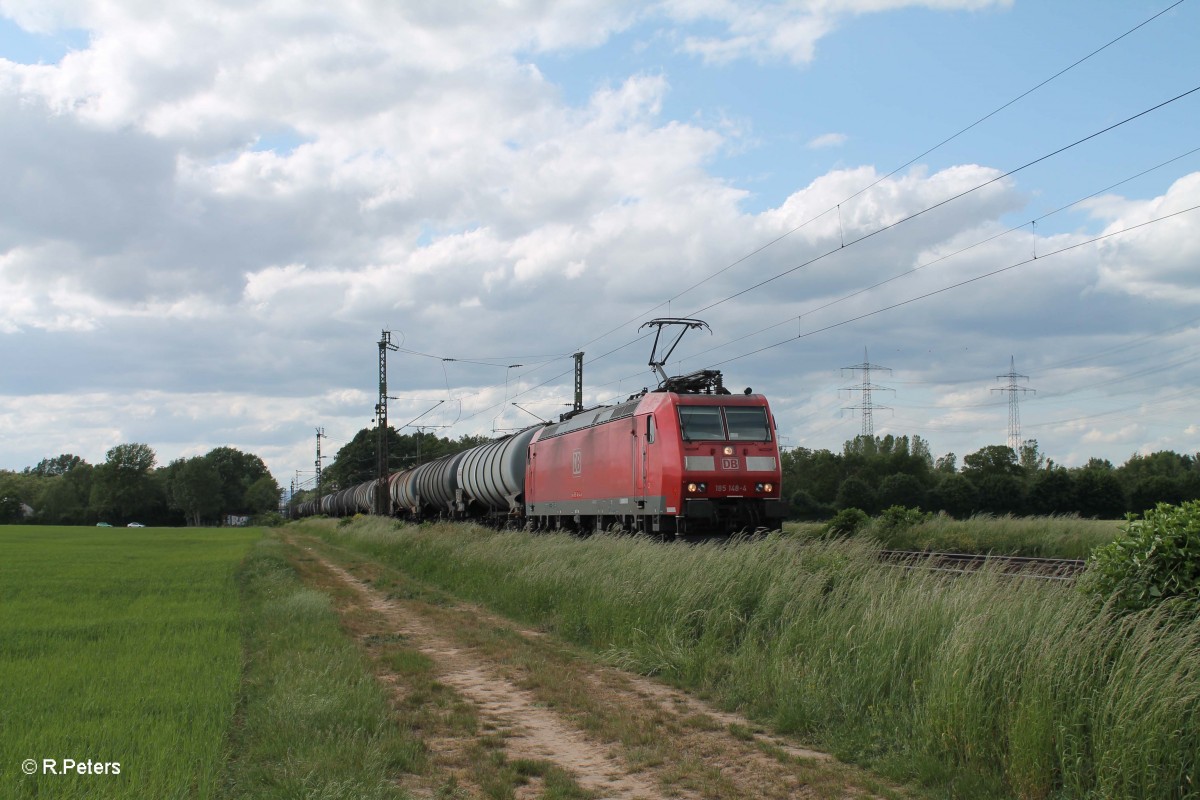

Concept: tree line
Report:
left=288, top=427, right=493, bottom=508
left=0, top=444, right=281, bottom=526
left=784, top=435, right=1200, bottom=520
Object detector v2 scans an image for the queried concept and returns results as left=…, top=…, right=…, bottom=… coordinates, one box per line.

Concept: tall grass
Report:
left=306, top=519, right=1200, bottom=799
left=787, top=514, right=1123, bottom=559
left=0, top=525, right=259, bottom=799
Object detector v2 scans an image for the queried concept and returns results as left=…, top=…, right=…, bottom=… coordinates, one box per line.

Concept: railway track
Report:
left=879, top=549, right=1087, bottom=581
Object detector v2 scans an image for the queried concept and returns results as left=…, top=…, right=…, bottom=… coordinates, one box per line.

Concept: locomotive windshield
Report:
left=679, top=405, right=772, bottom=442
left=725, top=407, right=771, bottom=441
left=679, top=406, right=725, bottom=441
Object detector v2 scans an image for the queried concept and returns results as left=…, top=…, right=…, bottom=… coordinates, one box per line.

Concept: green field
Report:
left=0, top=525, right=261, bottom=798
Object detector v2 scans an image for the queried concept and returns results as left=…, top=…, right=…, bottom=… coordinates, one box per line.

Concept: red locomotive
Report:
left=526, top=373, right=784, bottom=535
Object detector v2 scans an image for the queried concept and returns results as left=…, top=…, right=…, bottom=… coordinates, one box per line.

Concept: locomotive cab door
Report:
left=636, top=413, right=656, bottom=525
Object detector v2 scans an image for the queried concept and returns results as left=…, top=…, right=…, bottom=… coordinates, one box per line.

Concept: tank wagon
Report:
left=296, top=371, right=784, bottom=536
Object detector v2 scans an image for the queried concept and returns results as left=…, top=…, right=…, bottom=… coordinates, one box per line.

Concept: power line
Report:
left=492, top=86, right=1200, bottom=415
left=562, top=1, right=1188, bottom=358
left=699, top=203, right=1200, bottom=369
left=685, top=85, right=1200, bottom=319
left=664, top=145, right=1200, bottom=370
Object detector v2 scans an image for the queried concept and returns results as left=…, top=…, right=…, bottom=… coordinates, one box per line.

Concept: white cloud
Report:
left=661, top=0, right=1008, bottom=64
left=1089, top=173, right=1200, bottom=303
left=807, top=132, right=846, bottom=149
left=1, top=0, right=1197, bottom=483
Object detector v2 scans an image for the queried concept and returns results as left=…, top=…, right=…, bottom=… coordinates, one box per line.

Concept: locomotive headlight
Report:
left=764, top=483, right=774, bottom=493
left=687, top=482, right=699, bottom=493
left=755, top=483, right=764, bottom=492
left=723, top=445, right=735, bottom=456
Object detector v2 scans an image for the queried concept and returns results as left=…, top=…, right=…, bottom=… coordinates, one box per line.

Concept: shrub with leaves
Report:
left=875, top=505, right=933, bottom=532
left=824, top=507, right=870, bottom=538
left=1079, top=499, right=1200, bottom=612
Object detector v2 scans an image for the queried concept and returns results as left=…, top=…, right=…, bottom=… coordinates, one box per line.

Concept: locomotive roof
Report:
left=536, top=391, right=768, bottom=441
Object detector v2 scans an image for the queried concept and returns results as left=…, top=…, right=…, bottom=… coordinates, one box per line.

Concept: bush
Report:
left=824, top=507, right=869, bottom=537
left=874, top=504, right=933, bottom=533
left=1080, top=500, right=1200, bottom=612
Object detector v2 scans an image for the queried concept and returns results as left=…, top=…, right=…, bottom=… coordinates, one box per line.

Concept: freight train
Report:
left=295, top=320, right=786, bottom=536
left=295, top=371, right=784, bottom=536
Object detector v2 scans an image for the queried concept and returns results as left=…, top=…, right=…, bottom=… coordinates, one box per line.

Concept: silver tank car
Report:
left=411, top=450, right=469, bottom=514
left=391, top=467, right=419, bottom=513
left=353, top=479, right=376, bottom=514
left=457, top=427, right=539, bottom=513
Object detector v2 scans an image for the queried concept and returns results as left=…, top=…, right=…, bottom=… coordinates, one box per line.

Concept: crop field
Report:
left=0, top=525, right=260, bottom=798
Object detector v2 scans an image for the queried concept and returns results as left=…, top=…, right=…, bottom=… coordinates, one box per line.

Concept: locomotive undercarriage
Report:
left=525, top=497, right=784, bottom=538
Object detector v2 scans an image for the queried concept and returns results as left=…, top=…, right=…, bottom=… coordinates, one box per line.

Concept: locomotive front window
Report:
left=724, top=407, right=771, bottom=441
left=679, top=406, right=725, bottom=441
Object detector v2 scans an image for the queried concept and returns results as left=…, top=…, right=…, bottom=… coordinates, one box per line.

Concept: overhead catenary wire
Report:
left=376, top=8, right=1198, bottom=443
left=444, top=93, right=1200, bottom=430
left=558, top=145, right=1200, bottom=405
left=559, top=0, right=1191, bottom=358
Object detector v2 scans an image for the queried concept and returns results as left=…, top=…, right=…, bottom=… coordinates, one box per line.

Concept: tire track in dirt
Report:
left=315, top=554, right=669, bottom=800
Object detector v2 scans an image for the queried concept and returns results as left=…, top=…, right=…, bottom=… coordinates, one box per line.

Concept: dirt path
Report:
left=288, top=536, right=903, bottom=800
left=321, top=556, right=663, bottom=799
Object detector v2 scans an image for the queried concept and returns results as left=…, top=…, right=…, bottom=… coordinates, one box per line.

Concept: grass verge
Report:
left=299, top=517, right=1200, bottom=800
left=219, top=536, right=426, bottom=799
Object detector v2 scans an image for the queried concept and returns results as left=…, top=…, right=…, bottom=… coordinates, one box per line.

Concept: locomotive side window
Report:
left=725, top=407, right=771, bottom=441
left=647, top=415, right=656, bottom=443
left=679, top=406, right=725, bottom=441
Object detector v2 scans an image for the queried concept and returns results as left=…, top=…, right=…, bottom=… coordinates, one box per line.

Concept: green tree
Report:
left=166, top=457, right=223, bottom=527
left=877, top=472, right=927, bottom=510
left=244, top=475, right=282, bottom=515
left=90, top=443, right=159, bottom=523
left=38, top=464, right=95, bottom=525
left=962, top=445, right=1022, bottom=479
left=929, top=473, right=976, bottom=519
left=0, top=495, right=22, bottom=524
left=0, top=470, right=47, bottom=518
left=1118, top=451, right=1200, bottom=512
left=836, top=475, right=878, bottom=514
left=975, top=473, right=1026, bottom=515
left=1018, top=439, right=1046, bottom=473
left=25, top=454, right=87, bottom=477
left=1073, top=466, right=1125, bottom=519
left=1028, top=467, right=1075, bottom=515
left=205, top=447, right=271, bottom=518
left=781, top=447, right=843, bottom=508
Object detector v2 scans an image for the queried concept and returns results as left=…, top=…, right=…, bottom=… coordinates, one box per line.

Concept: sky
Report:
left=2, top=0, right=1198, bottom=492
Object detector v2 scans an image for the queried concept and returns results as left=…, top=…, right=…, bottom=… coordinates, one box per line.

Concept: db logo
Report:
left=721, top=457, right=739, bottom=470
left=572, top=450, right=582, bottom=475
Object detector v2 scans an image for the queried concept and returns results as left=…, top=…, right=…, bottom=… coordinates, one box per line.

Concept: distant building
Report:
left=224, top=514, right=251, bottom=527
